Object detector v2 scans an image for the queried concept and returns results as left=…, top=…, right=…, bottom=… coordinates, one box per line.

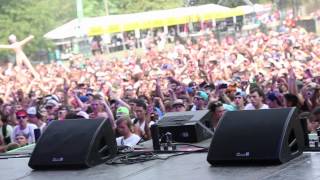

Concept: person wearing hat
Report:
left=172, top=99, right=186, bottom=112
left=27, top=106, right=46, bottom=133
left=45, top=97, right=60, bottom=122
left=192, top=91, right=209, bottom=111
left=124, top=85, right=136, bottom=100
left=11, top=110, right=37, bottom=144
left=116, top=106, right=130, bottom=119
left=233, top=91, right=246, bottom=110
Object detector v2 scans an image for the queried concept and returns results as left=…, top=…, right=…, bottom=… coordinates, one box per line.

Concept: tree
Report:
left=83, top=0, right=105, bottom=17
left=83, top=0, right=184, bottom=16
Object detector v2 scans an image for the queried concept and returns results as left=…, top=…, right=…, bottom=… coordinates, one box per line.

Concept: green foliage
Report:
left=83, top=0, right=184, bottom=16
left=83, top=0, right=105, bottom=17
left=108, top=0, right=184, bottom=14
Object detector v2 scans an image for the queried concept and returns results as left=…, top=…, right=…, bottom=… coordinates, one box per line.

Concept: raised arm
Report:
left=155, top=78, right=165, bottom=100
left=288, top=67, right=305, bottom=106
left=0, top=44, right=13, bottom=49
left=20, top=35, right=34, bottom=46
left=109, top=90, right=131, bottom=110
left=102, top=100, right=115, bottom=130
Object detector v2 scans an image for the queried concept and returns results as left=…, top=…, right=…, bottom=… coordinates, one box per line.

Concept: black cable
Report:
left=173, top=143, right=209, bottom=150
left=106, top=151, right=188, bottom=165
left=154, top=152, right=188, bottom=160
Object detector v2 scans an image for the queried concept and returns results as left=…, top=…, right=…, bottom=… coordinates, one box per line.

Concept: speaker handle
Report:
left=99, top=145, right=111, bottom=160
left=288, top=137, right=299, bottom=156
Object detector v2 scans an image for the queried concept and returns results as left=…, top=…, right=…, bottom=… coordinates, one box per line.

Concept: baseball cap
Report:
left=172, top=99, right=185, bottom=107
left=234, top=91, right=246, bottom=98
left=16, top=110, right=27, bottom=117
left=79, top=96, right=89, bottom=103
left=195, top=91, right=209, bottom=101
left=125, top=86, right=134, bottom=91
left=116, top=107, right=130, bottom=118
left=46, top=99, right=59, bottom=107
left=27, top=107, right=37, bottom=115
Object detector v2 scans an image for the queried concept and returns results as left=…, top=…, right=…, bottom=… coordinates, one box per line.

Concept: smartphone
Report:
left=199, top=81, right=207, bottom=88
left=219, top=84, right=228, bottom=89
left=34, top=129, right=41, bottom=143
left=166, top=77, right=174, bottom=82
left=241, top=81, right=248, bottom=86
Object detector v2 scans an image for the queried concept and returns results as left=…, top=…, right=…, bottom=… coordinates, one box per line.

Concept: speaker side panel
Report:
left=279, top=108, right=305, bottom=163
left=86, top=119, right=117, bottom=167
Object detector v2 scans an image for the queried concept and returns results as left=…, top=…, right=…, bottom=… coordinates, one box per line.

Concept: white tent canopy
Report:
left=44, top=4, right=245, bottom=40
left=239, top=4, right=272, bottom=15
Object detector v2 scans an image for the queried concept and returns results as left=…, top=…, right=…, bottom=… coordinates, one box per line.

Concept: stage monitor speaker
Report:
left=28, top=119, right=117, bottom=169
left=207, top=108, right=305, bottom=165
left=157, top=110, right=213, bottom=143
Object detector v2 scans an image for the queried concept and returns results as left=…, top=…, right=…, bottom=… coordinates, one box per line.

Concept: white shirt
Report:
left=132, top=119, right=155, bottom=135
left=116, top=134, right=141, bottom=147
left=244, top=103, right=269, bottom=110
left=11, top=123, right=38, bottom=144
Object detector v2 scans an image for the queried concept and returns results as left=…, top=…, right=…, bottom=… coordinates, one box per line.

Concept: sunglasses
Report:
left=45, top=106, right=54, bottom=110
left=16, top=116, right=27, bottom=120
left=194, top=97, right=203, bottom=101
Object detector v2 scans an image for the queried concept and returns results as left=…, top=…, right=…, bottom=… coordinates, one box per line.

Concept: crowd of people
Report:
left=1, top=24, right=320, bottom=151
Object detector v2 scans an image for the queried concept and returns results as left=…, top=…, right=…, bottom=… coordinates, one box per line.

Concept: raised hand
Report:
left=63, top=78, right=69, bottom=93
left=288, top=67, right=296, bottom=79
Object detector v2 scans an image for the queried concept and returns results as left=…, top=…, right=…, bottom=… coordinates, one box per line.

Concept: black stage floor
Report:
left=2, top=140, right=320, bottom=180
